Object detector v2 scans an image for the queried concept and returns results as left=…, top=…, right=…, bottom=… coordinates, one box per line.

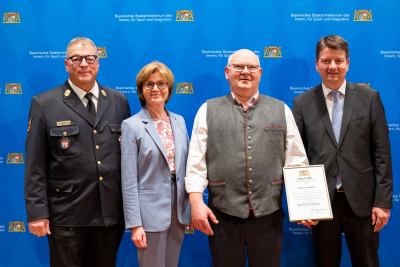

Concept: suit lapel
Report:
left=62, top=81, right=94, bottom=126
left=142, top=107, right=169, bottom=166
left=94, top=84, right=110, bottom=129
left=338, top=81, right=357, bottom=148
left=169, top=111, right=182, bottom=174
left=312, top=85, right=337, bottom=146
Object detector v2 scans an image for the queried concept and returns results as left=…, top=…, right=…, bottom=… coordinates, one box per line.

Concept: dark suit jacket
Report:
left=24, top=80, right=131, bottom=226
left=292, top=81, right=392, bottom=217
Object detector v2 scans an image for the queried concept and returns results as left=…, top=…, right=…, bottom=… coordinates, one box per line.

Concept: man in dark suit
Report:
left=24, top=37, right=131, bottom=267
left=292, top=35, right=392, bottom=267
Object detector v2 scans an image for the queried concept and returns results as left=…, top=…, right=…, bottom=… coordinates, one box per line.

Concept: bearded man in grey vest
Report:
left=185, top=49, right=309, bottom=267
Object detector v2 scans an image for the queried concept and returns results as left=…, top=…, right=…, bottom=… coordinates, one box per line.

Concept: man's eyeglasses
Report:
left=144, top=81, right=168, bottom=90
left=67, top=55, right=98, bottom=65
left=229, top=64, right=260, bottom=73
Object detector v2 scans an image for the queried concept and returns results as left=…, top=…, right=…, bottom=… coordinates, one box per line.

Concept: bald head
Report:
left=227, top=49, right=260, bottom=67
left=224, top=49, right=262, bottom=103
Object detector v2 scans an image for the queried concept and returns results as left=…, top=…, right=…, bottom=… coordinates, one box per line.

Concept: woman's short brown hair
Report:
left=136, top=61, right=175, bottom=107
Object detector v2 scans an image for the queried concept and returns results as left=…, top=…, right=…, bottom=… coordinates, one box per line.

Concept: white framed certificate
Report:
left=283, top=165, right=333, bottom=222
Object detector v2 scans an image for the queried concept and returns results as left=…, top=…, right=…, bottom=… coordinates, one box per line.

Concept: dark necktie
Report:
left=85, top=92, right=96, bottom=120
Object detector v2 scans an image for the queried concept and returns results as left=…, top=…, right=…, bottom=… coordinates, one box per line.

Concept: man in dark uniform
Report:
left=24, top=37, right=131, bottom=267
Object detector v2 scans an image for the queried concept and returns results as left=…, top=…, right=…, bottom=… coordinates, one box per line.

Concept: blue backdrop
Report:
left=1, top=0, right=399, bottom=266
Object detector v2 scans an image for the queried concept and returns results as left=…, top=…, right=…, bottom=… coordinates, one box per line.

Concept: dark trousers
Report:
left=48, top=222, right=125, bottom=267
left=208, top=207, right=285, bottom=267
left=312, top=192, right=380, bottom=267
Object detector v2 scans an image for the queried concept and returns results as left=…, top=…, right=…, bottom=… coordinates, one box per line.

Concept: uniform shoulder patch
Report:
left=27, top=118, right=32, bottom=133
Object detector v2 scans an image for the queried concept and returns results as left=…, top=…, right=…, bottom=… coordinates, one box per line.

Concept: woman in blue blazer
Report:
left=121, top=61, right=191, bottom=267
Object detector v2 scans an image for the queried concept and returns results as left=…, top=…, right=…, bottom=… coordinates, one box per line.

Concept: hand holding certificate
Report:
left=283, top=165, right=333, bottom=222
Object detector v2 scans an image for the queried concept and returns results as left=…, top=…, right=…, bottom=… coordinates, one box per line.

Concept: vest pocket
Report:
left=264, top=127, right=283, bottom=132
left=271, top=180, right=283, bottom=186
left=208, top=181, right=226, bottom=187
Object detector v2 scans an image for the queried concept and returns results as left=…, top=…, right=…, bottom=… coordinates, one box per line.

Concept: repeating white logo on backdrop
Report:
left=380, top=50, right=400, bottom=59
left=290, top=86, right=311, bottom=95
left=115, top=9, right=195, bottom=23
left=202, top=50, right=260, bottom=58
left=290, top=13, right=350, bottom=22
left=115, top=86, right=136, bottom=94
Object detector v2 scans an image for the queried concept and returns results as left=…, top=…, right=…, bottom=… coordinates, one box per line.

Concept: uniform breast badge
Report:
left=61, top=132, right=70, bottom=149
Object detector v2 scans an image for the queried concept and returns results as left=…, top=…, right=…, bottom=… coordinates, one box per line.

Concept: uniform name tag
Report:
left=57, top=121, right=71, bottom=127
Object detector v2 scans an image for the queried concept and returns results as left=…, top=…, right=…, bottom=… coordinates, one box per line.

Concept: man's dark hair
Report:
left=316, top=35, right=349, bottom=61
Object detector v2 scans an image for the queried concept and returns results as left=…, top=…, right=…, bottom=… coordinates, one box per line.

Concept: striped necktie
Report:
left=331, top=90, right=343, bottom=189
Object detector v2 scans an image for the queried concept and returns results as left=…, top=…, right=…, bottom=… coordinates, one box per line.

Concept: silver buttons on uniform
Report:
left=98, top=161, right=101, bottom=165
left=246, top=122, right=253, bottom=193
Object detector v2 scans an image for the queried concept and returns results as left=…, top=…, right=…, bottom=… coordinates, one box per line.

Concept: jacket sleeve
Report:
left=292, top=96, right=308, bottom=152
left=24, top=96, right=49, bottom=221
left=121, top=119, right=142, bottom=229
left=370, top=91, right=393, bottom=208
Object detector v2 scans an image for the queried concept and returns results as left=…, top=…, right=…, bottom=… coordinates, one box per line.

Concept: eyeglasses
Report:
left=67, top=55, right=98, bottom=65
left=229, top=64, right=260, bottom=73
left=144, top=81, right=168, bottom=90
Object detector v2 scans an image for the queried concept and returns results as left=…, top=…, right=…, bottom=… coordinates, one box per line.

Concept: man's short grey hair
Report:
left=66, top=37, right=97, bottom=58
left=227, top=53, right=234, bottom=66
left=227, top=50, right=261, bottom=67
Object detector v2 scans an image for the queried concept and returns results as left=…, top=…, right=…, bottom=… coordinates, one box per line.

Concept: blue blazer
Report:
left=121, top=106, right=191, bottom=232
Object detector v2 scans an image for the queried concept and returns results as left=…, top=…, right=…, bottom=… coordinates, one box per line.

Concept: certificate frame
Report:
left=283, top=165, right=333, bottom=222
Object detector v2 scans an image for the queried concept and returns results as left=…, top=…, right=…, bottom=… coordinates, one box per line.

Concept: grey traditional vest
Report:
left=206, top=94, right=287, bottom=218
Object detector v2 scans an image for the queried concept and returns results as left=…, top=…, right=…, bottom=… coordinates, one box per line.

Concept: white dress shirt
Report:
left=321, top=80, right=346, bottom=120
left=185, top=92, right=309, bottom=193
left=68, top=79, right=99, bottom=111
